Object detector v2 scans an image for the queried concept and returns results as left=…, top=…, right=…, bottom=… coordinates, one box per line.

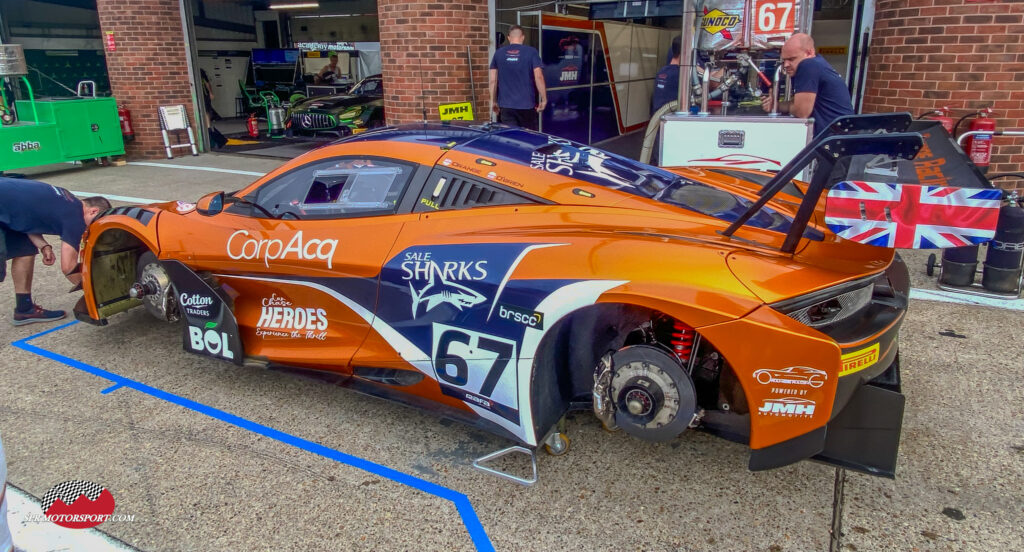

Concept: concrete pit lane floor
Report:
left=1, top=156, right=1023, bottom=551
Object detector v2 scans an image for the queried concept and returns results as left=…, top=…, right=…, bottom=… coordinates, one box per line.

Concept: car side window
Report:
left=243, top=157, right=414, bottom=219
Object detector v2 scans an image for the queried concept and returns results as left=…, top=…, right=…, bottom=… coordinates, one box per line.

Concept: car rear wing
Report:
left=722, top=113, right=925, bottom=254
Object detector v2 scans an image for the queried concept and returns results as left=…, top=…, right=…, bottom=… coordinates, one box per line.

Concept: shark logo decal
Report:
left=408, top=270, right=487, bottom=318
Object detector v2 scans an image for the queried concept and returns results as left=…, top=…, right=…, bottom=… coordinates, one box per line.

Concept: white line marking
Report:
left=128, top=161, right=266, bottom=177
left=910, top=288, right=1024, bottom=311
left=4, top=485, right=138, bottom=551
left=69, top=190, right=166, bottom=204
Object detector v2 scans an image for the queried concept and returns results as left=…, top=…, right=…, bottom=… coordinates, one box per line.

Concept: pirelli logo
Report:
left=840, top=343, right=879, bottom=376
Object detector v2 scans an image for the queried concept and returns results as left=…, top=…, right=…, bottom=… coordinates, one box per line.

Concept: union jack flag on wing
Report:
left=824, top=181, right=1002, bottom=249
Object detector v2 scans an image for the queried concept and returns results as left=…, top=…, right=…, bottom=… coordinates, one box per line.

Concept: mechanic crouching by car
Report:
left=0, top=177, right=110, bottom=326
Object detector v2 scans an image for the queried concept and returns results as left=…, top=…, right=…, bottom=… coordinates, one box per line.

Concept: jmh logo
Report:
left=759, top=398, right=815, bottom=417
left=442, top=105, right=469, bottom=115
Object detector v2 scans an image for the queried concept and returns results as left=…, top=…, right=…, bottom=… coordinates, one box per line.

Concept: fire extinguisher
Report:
left=965, top=108, right=996, bottom=174
left=117, top=104, right=135, bottom=141
left=246, top=112, right=260, bottom=138
left=925, top=105, right=955, bottom=135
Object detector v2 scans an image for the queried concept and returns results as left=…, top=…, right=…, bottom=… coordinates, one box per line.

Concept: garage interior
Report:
left=495, top=0, right=868, bottom=156
left=1, top=0, right=870, bottom=160
left=0, top=0, right=385, bottom=159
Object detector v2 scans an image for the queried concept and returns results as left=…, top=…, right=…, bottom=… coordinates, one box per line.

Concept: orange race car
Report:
left=75, top=117, right=960, bottom=478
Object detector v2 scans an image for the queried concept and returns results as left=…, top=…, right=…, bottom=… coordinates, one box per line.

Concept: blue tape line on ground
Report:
left=12, top=321, right=495, bottom=552
left=100, top=383, right=124, bottom=394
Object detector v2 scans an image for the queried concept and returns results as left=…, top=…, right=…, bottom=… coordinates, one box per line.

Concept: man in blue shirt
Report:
left=0, top=178, right=110, bottom=325
left=761, top=33, right=853, bottom=137
left=489, top=25, right=547, bottom=130
left=651, top=36, right=682, bottom=116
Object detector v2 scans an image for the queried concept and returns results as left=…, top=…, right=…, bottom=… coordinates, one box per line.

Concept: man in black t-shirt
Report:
left=0, top=178, right=110, bottom=325
left=489, top=25, right=547, bottom=130
left=761, top=33, right=853, bottom=137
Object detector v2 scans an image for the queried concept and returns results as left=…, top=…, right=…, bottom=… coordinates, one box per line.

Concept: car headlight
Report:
left=772, top=276, right=875, bottom=328
left=339, top=107, right=362, bottom=120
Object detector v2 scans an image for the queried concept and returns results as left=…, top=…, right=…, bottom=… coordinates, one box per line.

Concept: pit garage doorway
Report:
left=0, top=1, right=111, bottom=107
left=185, top=0, right=382, bottom=158
left=493, top=0, right=874, bottom=155
left=495, top=5, right=681, bottom=148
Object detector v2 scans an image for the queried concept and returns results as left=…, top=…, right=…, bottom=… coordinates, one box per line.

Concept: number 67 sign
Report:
left=754, top=0, right=796, bottom=35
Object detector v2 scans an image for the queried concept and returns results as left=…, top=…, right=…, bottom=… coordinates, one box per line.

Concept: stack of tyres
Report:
left=982, top=204, right=1024, bottom=294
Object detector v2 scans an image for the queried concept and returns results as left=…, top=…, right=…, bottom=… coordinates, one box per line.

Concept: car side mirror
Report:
left=196, top=191, right=225, bottom=216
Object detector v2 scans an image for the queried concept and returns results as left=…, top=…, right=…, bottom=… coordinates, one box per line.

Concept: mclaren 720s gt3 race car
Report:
left=74, top=115, right=1001, bottom=479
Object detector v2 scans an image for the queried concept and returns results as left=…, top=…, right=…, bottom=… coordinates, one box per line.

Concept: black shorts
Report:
left=0, top=224, right=37, bottom=260
left=498, top=108, right=539, bottom=131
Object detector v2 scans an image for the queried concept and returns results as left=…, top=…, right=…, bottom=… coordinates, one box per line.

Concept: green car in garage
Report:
left=288, top=74, right=385, bottom=137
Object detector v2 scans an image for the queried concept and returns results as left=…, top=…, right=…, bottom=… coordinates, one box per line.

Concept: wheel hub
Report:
left=624, top=388, right=654, bottom=416
left=138, top=258, right=178, bottom=322
left=605, top=345, right=698, bottom=442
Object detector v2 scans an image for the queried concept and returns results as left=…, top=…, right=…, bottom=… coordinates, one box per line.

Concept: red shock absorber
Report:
left=670, top=320, right=695, bottom=364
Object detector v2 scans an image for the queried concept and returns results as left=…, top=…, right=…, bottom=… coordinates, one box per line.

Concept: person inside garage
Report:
left=760, top=33, right=853, bottom=137
left=0, top=178, right=110, bottom=325
left=316, top=53, right=341, bottom=85
left=489, top=25, right=547, bottom=130
left=651, top=36, right=682, bottom=116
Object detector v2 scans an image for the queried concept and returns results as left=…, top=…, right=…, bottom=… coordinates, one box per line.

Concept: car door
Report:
left=158, top=156, right=426, bottom=373
left=356, top=166, right=556, bottom=438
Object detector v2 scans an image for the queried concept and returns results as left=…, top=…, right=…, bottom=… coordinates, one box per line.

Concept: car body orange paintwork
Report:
left=76, top=124, right=907, bottom=473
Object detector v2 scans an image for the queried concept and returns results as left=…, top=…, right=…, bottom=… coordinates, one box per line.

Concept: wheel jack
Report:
left=471, top=419, right=570, bottom=485
left=472, top=446, right=537, bottom=486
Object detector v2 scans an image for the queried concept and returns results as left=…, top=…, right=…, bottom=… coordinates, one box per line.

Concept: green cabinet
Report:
left=1, top=97, right=125, bottom=172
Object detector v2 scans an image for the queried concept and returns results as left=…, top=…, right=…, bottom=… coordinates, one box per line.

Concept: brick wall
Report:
left=96, top=0, right=196, bottom=159
left=863, top=0, right=1024, bottom=189
left=377, top=0, right=491, bottom=125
